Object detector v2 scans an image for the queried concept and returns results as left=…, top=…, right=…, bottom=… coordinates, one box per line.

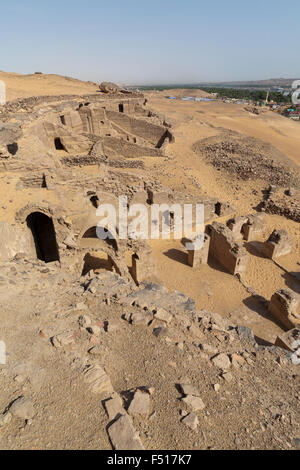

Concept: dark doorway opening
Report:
left=26, top=212, right=60, bottom=263
left=42, top=174, right=47, bottom=188
left=54, top=137, right=66, bottom=151
left=215, top=202, right=222, bottom=216
left=90, top=195, right=99, bottom=208
left=82, top=226, right=118, bottom=251
left=81, top=252, right=121, bottom=276
left=82, top=252, right=112, bottom=276
left=156, top=131, right=169, bottom=149
left=7, top=142, right=18, bottom=155
left=119, top=104, right=124, bottom=113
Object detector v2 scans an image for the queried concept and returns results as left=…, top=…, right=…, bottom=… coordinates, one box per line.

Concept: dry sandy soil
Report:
left=0, top=70, right=98, bottom=101
left=0, top=72, right=299, bottom=450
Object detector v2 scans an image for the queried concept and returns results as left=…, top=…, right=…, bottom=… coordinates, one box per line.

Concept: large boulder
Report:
left=0, top=222, right=35, bottom=261
left=99, top=82, right=120, bottom=94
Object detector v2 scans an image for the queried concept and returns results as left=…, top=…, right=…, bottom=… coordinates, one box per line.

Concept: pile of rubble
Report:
left=262, top=186, right=300, bottom=223
left=193, top=132, right=300, bottom=187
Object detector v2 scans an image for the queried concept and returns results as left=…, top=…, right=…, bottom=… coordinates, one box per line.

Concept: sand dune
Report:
left=0, top=70, right=99, bottom=101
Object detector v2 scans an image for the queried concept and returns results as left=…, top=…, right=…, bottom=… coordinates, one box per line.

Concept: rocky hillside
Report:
left=0, top=258, right=299, bottom=450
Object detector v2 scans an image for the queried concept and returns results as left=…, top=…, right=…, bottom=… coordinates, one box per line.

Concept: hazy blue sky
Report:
left=0, top=0, right=299, bottom=84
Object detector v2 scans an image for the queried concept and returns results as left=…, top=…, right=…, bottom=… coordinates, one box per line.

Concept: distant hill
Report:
left=196, top=79, right=296, bottom=89
left=0, top=70, right=99, bottom=101
left=134, top=79, right=297, bottom=92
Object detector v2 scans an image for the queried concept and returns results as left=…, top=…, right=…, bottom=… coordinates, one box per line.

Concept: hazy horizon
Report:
left=1, top=0, right=299, bottom=84
left=1, top=71, right=298, bottom=87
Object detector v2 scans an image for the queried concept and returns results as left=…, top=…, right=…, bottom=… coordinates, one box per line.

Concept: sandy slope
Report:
left=152, top=88, right=212, bottom=99
left=0, top=70, right=99, bottom=101
left=147, top=95, right=300, bottom=167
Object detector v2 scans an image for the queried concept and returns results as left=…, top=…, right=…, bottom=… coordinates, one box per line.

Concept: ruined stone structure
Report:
left=263, top=229, right=292, bottom=259
left=227, top=213, right=266, bottom=241
left=1, top=89, right=233, bottom=285
left=269, top=288, right=300, bottom=329
left=207, top=222, right=248, bottom=275
left=131, top=248, right=156, bottom=285
left=0, top=90, right=176, bottom=282
left=242, top=213, right=266, bottom=241
left=275, top=328, right=300, bottom=352
left=186, top=234, right=210, bottom=268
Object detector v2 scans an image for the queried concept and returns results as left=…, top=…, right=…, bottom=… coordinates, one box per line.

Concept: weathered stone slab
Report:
left=108, top=414, right=144, bottom=450
left=84, top=365, right=114, bottom=397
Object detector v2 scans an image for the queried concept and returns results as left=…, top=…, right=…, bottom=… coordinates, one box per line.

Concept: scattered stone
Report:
left=128, top=389, right=150, bottom=416
left=123, top=282, right=196, bottom=317
left=9, top=397, right=35, bottom=420
left=179, top=383, right=200, bottom=397
left=14, top=375, right=26, bottom=384
left=105, top=320, right=122, bottom=333
left=182, top=413, right=199, bottom=431
left=231, top=353, right=246, bottom=369
left=182, top=395, right=205, bottom=412
left=188, top=324, right=204, bottom=339
left=276, top=356, right=287, bottom=366
left=63, top=233, right=77, bottom=249
left=0, top=412, right=12, bottom=427
left=213, top=384, right=220, bottom=392
left=200, top=343, right=219, bottom=355
left=78, top=315, right=92, bottom=328
left=291, top=351, right=300, bottom=366
left=88, top=344, right=106, bottom=356
left=51, top=331, right=76, bottom=348
left=84, top=365, right=113, bottom=397
left=74, top=302, right=87, bottom=311
left=131, top=310, right=153, bottom=326
left=221, top=372, right=233, bottom=383
left=211, top=353, right=231, bottom=371
left=286, top=188, right=295, bottom=197
left=89, top=335, right=100, bottom=345
left=153, top=326, right=168, bottom=338
left=108, top=414, right=144, bottom=450
left=87, top=325, right=101, bottom=336
left=154, top=308, right=173, bottom=324
left=236, top=326, right=256, bottom=345
left=104, top=394, right=125, bottom=421
left=149, top=411, right=157, bottom=421
left=275, top=328, right=300, bottom=353
left=294, top=438, right=300, bottom=450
